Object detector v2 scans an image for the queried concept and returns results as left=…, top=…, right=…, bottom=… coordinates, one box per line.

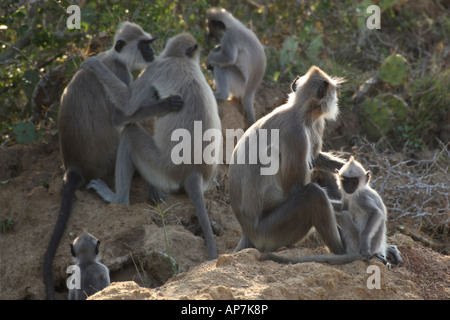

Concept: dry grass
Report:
left=347, top=139, right=450, bottom=252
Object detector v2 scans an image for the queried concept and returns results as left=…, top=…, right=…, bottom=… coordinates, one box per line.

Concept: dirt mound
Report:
left=90, top=233, right=449, bottom=300
left=0, top=83, right=448, bottom=300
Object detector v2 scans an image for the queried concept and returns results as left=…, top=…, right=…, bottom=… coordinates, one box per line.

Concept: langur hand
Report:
left=165, top=94, right=184, bottom=112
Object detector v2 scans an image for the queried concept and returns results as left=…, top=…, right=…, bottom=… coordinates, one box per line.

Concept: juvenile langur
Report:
left=261, top=157, right=403, bottom=265
left=68, top=233, right=110, bottom=300
left=44, top=22, right=182, bottom=300
left=206, top=8, right=266, bottom=125
left=82, top=33, right=222, bottom=260
left=228, top=66, right=346, bottom=255
left=312, top=151, right=347, bottom=207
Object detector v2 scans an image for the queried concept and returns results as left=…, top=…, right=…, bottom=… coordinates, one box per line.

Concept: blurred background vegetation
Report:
left=0, top=0, right=449, bottom=151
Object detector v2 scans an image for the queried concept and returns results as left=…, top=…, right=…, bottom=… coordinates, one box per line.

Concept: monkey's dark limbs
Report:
left=312, top=152, right=347, bottom=202
left=112, top=95, right=184, bottom=126
left=44, top=169, right=84, bottom=300
left=260, top=252, right=375, bottom=265
left=370, top=253, right=388, bottom=265
left=314, top=152, right=346, bottom=172
left=260, top=251, right=389, bottom=266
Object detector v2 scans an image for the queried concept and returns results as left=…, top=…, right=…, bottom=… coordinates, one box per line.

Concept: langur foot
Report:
left=87, top=179, right=127, bottom=204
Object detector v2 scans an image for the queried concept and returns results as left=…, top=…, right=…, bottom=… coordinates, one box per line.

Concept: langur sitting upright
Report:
left=68, top=233, right=110, bottom=300
left=228, top=66, right=346, bottom=255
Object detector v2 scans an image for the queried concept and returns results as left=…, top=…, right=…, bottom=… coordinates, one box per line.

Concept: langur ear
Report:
left=95, top=241, right=100, bottom=255
left=70, top=244, right=76, bottom=257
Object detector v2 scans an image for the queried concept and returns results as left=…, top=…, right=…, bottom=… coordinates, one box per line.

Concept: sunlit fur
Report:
left=229, top=66, right=345, bottom=254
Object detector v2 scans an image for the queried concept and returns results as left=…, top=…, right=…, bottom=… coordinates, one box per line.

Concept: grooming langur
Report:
left=83, top=33, right=222, bottom=260
left=261, top=157, right=403, bottom=265
left=206, top=8, right=266, bottom=125
left=229, top=66, right=346, bottom=254
left=68, top=233, right=110, bottom=300
left=44, top=22, right=182, bottom=300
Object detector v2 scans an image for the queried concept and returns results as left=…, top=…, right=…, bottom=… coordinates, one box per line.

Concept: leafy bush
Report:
left=1, top=0, right=448, bottom=150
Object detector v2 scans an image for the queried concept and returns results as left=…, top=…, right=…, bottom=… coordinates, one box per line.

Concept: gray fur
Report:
left=206, top=8, right=266, bottom=125
left=229, top=66, right=345, bottom=255
left=45, top=22, right=180, bottom=300
left=59, top=21, right=179, bottom=183
left=262, top=157, right=403, bottom=265
left=338, top=157, right=387, bottom=257
left=68, top=233, right=110, bottom=300
left=84, top=33, right=221, bottom=260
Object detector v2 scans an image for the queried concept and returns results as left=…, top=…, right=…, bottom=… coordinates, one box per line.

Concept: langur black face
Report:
left=207, top=19, right=226, bottom=43
left=114, top=38, right=156, bottom=62
left=138, top=38, right=156, bottom=62
left=340, top=176, right=359, bottom=194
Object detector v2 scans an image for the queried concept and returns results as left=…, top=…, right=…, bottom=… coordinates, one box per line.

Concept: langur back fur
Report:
left=68, top=233, right=110, bottom=300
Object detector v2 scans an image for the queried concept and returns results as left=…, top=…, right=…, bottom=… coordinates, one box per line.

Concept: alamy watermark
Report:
left=366, top=265, right=381, bottom=289
left=66, top=5, right=81, bottom=30
left=66, top=265, right=81, bottom=290
left=366, top=5, right=381, bottom=29
left=171, top=121, right=280, bottom=176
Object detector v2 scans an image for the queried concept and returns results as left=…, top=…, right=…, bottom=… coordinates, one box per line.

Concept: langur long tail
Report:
left=43, top=169, right=84, bottom=300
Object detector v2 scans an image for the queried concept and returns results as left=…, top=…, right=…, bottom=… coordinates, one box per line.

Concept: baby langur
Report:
left=44, top=22, right=182, bottom=300
left=206, top=8, right=266, bottom=125
left=261, top=157, right=403, bottom=266
left=68, top=233, right=110, bottom=300
left=83, top=33, right=222, bottom=260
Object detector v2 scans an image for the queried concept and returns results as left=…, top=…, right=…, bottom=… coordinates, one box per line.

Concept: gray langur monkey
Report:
left=44, top=22, right=183, bottom=300
left=82, top=33, right=222, bottom=260
left=206, top=7, right=266, bottom=125
left=68, top=233, right=110, bottom=300
left=229, top=66, right=346, bottom=255
left=261, top=157, right=403, bottom=266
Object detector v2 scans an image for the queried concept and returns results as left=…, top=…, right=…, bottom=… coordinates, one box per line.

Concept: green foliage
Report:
left=0, top=0, right=448, bottom=151
left=148, top=202, right=180, bottom=275
left=12, top=121, right=40, bottom=144
left=1, top=218, right=14, bottom=233
left=361, top=97, right=392, bottom=139
left=378, top=54, right=409, bottom=86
